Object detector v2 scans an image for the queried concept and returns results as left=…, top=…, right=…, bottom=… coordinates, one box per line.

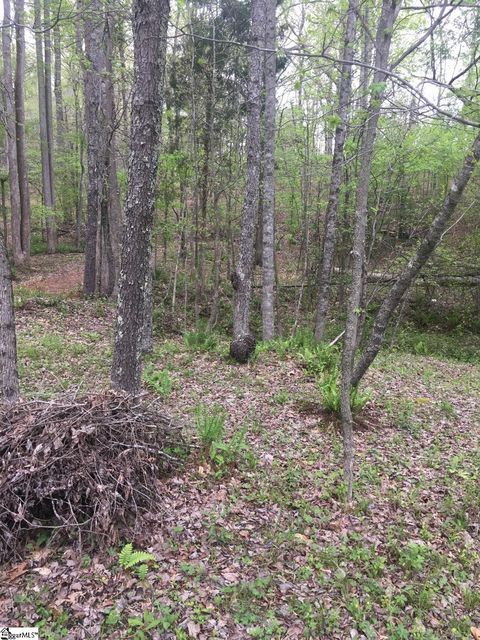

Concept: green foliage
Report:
left=195, top=404, right=253, bottom=474
left=195, top=404, right=226, bottom=448
left=118, top=543, right=155, bottom=570
left=142, top=366, right=173, bottom=396
left=318, top=371, right=371, bottom=415
left=118, top=543, right=156, bottom=582
left=184, top=324, right=217, bottom=352
left=393, top=327, right=480, bottom=364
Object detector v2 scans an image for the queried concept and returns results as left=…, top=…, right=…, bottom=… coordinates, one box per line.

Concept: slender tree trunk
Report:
left=1, top=180, right=7, bottom=243
left=73, top=11, right=84, bottom=247
left=230, top=0, right=266, bottom=359
left=261, top=0, right=276, bottom=341
left=44, top=0, right=57, bottom=252
left=111, top=0, right=170, bottom=394
left=83, top=6, right=122, bottom=297
left=54, top=25, right=65, bottom=149
left=34, top=0, right=57, bottom=254
left=82, top=0, right=103, bottom=294
left=2, top=0, right=24, bottom=266
left=340, top=0, right=400, bottom=501
left=15, top=0, right=31, bottom=264
left=0, top=229, right=19, bottom=402
left=315, top=0, right=356, bottom=341
left=353, top=131, right=480, bottom=385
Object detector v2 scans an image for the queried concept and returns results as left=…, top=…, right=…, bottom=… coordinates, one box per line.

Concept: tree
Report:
left=34, top=0, right=57, bottom=254
left=2, top=0, right=24, bottom=266
left=0, top=229, right=19, bottom=403
left=230, top=0, right=266, bottom=362
left=261, top=0, right=277, bottom=341
left=111, top=0, right=170, bottom=394
left=314, top=0, right=356, bottom=341
left=15, top=0, right=31, bottom=265
left=340, top=0, right=401, bottom=501
left=82, top=0, right=117, bottom=296
left=352, top=131, right=480, bottom=386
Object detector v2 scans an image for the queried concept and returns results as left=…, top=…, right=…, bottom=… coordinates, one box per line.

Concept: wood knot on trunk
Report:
left=229, top=334, right=256, bottom=364
left=230, top=271, right=240, bottom=291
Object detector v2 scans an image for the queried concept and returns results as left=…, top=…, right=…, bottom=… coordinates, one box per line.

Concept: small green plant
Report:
left=195, top=404, right=253, bottom=474
left=440, top=399, right=456, bottom=418
left=272, top=390, right=290, bottom=405
left=195, top=404, right=226, bottom=449
left=318, top=371, right=371, bottom=414
left=184, top=323, right=217, bottom=352
left=118, top=542, right=156, bottom=580
left=398, top=542, right=429, bottom=573
left=142, top=366, right=173, bottom=397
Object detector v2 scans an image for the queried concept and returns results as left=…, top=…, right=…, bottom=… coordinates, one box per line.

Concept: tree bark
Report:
left=261, top=0, right=276, bottom=341
left=15, top=0, right=31, bottom=264
left=315, top=0, right=356, bottom=341
left=2, top=0, right=24, bottom=267
left=230, top=0, right=266, bottom=356
left=352, top=131, right=480, bottom=386
left=340, top=0, right=400, bottom=501
left=111, top=0, right=170, bottom=394
left=0, top=229, right=19, bottom=403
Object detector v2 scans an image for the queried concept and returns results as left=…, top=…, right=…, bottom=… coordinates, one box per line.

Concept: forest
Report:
left=0, top=0, right=479, bottom=637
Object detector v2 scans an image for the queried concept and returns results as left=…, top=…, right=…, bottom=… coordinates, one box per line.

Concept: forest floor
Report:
left=1, top=254, right=480, bottom=640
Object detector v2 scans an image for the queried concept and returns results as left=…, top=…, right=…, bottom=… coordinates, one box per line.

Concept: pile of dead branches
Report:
left=0, top=391, right=186, bottom=563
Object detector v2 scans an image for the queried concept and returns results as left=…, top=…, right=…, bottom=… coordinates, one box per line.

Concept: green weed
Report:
left=142, top=366, right=173, bottom=396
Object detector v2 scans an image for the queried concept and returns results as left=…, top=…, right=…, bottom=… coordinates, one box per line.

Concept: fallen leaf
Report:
left=187, top=621, right=201, bottom=637
left=471, top=627, right=480, bottom=640
left=6, top=561, right=28, bottom=582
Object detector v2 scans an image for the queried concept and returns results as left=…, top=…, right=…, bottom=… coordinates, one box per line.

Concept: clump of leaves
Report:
left=142, top=366, right=172, bottom=397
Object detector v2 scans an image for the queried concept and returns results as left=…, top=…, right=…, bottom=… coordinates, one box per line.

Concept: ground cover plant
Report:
left=1, top=261, right=479, bottom=639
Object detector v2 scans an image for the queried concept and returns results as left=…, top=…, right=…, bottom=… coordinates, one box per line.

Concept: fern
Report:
left=118, top=543, right=155, bottom=570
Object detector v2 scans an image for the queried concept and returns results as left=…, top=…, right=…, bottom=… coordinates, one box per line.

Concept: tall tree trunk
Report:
left=83, top=3, right=121, bottom=297
left=230, top=0, right=266, bottom=360
left=352, top=131, right=480, bottom=385
left=2, top=0, right=24, bottom=267
left=15, top=0, right=31, bottom=264
left=261, top=0, right=276, bottom=341
left=0, top=229, right=19, bottom=402
left=53, top=23, right=66, bottom=217
left=315, top=0, right=356, bottom=341
left=73, top=3, right=84, bottom=247
left=34, top=0, right=57, bottom=254
left=1, top=179, right=7, bottom=243
left=111, top=0, right=170, bottom=394
left=340, top=0, right=400, bottom=501
left=82, top=0, right=104, bottom=294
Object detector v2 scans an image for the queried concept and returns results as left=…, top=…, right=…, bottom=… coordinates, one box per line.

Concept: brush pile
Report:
left=0, top=391, right=185, bottom=563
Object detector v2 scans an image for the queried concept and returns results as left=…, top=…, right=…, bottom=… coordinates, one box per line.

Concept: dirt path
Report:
left=16, top=253, right=84, bottom=296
